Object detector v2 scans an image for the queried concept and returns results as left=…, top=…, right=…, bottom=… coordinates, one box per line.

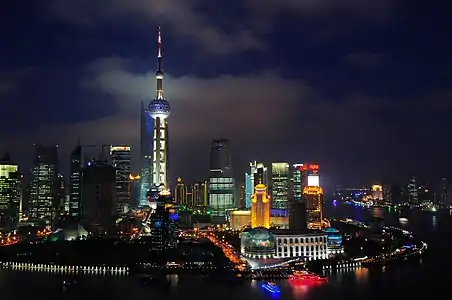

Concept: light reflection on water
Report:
left=354, top=267, right=369, bottom=283
left=432, top=215, right=437, bottom=229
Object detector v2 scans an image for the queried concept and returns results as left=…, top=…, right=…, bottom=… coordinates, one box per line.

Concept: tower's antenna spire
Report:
left=155, top=25, right=164, bottom=100
left=157, top=25, right=162, bottom=72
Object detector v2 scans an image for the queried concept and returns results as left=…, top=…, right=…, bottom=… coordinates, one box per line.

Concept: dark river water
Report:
left=1, top=203, right=450, bottom=299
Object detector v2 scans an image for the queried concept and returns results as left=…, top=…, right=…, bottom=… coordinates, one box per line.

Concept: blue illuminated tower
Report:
left=148, top=26, right=170, bottom=190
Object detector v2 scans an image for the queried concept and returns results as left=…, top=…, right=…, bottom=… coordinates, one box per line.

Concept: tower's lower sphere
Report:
left=149, top=98, right=171, bottom=119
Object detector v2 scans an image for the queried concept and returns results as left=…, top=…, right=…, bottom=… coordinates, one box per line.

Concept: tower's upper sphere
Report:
left=148, top=98, right=171, bottom=119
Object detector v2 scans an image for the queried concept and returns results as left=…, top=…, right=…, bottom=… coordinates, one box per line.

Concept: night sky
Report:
left=1, top=1, right=451, bottom=187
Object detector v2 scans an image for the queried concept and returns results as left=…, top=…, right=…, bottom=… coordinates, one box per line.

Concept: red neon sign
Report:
left=299, top=164, right=319, bottom=171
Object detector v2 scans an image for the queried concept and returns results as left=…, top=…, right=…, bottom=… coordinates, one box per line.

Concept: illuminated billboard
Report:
left=307, top=175, right=319, bottom=187
left=300, top=164, right=319, bottom=172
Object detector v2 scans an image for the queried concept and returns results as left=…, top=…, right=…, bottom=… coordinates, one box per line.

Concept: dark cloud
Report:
left=46, top=0, right=400, bottom=55
left=346, top=52, right=385, bottom=68
left=0, top=67, right=36, bottom=95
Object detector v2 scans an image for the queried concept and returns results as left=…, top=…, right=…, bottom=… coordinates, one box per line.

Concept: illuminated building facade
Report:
left=303, top=186, right=323, bottom=229
left=371, top=184, right=383, bottom=202
left=193, top=181, right=208, bottom=207
left=110, top=145, right=132, bottom=215
left=407, top=176, right=419, bottom=206
left=129, top=174, right=141, bottom=207
left=29, top=144, right=60, bottom=224
left=292, top=164, right=304, bottom=201
left=80, top=160, right=116, bottom=235
left=148, top=27, right=170, bottom=190
left=174, top=177, right=186, bottom=205
left=240, top=227, right=328, bottom=261
left=229, top=209, right=289, bottom=229
left=139, top=101, right=153, bottom=207
left=69, top=145, right=82, bottom=217
left=208, top=139, right=235, bottom=219
left=323, top=227, right=344, bottom=255
left=0, top=153, right=21, bottom=231
left=300, top=164, right=320, bottom=187
left=245, top=161, right=268, bottom=209
left=149, top=190, right=178, bottom=251
left=251, top=183, right=270, bottom=229
left=271, top=162, right=290, bottom=209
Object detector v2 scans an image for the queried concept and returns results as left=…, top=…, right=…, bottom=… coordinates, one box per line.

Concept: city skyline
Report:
left=1, top=1, right=452, bottom=185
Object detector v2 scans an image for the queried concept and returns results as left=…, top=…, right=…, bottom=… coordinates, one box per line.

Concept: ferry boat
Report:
left=288, top=271, right=328, bottom=283
left=399, top=217, right=409, bottom=224
left=262, top=282, right=281, bottom=293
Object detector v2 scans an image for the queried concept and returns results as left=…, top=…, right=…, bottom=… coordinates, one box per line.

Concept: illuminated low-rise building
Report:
left=251, top=183, right=270, bottom=229
left=240, top=227, right=328, bottom=261
left=323, top=227, right=344, bottom=255
left=303, top=186, right=323, bottom=230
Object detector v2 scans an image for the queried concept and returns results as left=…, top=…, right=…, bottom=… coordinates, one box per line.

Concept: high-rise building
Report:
left=439, top=177, right=449, bottom=206
left=149, top=190, right=178, bottom=251
left=129, top=174, right=141, bottom=207
left=174, top=177, right=186, bottom=205
left=251, top=183, right=270, bottom=229
left=56, top=172, right=65, bottom=214
left=271, top=162, right=290, bottom=209
left=292, top=164, right=304, bottom=201
left=110, top=145, right=132, bottom=215
left=193, top=181, right=208, bottom=207
left=139, top=101, right=153, bottom=207
left=69, top=145, right=82, bottom=218
left=0, top=153, right=21, bottom=231
left=29, top=144, right=60, bottom=225
left=208, top=139, right=235, bottom=219
left=148, top=26, right=170, bottom=190
left=407, top=176, right=419, bottom=206
left=245, top=161, right=268, bottom=209
left=288, top=201, right=307, bottom=232
left=303, top=186, right=323, bottom=229
left=81, top=160, right=116, bottom=235
left=300, top=164, right=320, bottom=188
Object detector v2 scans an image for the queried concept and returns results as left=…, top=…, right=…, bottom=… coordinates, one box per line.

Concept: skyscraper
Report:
left=407, top=176, right=419, bottom=206
left=174, top=177, right=186, bottom=205
left=245, top=161, right=268, bottom=209
left=139, top=101, right=153, bottom=207
left=271, top=162, right=290, bottom=209
left=110, top=145, right=132, bottom=215
left=29, top=144, right=60, bottom=224
left=148, top=26, right=170, bottom=190
left=208, top=139, right=235, bottom=219
left=81, top=160, right=116, bottom=235
left=292, top=164, right=304, bottom=201
left=0, top=153, right=21, bottom=231
left=149, top=190, right=178, bottom=251
left=251, top=183, right=270, bottom=229
left=193, top=181, right=208, bottom=207
left=303, top=186, right=323, bottom=229
left=69, top=144, right=82, bottom=218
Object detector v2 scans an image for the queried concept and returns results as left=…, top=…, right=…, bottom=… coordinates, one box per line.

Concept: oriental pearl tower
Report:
left=148, top=26, right=170, bottom=191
